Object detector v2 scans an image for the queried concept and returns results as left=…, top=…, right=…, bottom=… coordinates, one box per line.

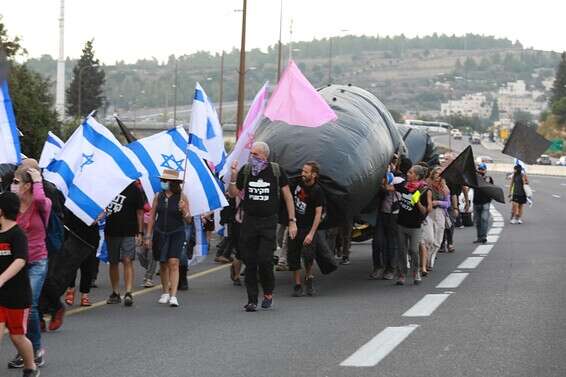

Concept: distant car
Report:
left=452, top=129, right=463, bottom=140
left=536, top=155, right=552, bottom=165
left=470, top=133, right=481, bottom=145
left=556, top=156, right=566, bottom=166
left=476, top=155, right=494, bottom=164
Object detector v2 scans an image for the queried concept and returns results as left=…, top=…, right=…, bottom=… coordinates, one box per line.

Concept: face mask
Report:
left=248, top=155, right=268, bottom=176
left=11, top=184, right=20, bottom=194
left=160, top=181, right=170, bottom=191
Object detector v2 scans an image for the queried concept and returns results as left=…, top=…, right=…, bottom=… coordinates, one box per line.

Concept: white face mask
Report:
left=10, top=184, right=20, bottom=194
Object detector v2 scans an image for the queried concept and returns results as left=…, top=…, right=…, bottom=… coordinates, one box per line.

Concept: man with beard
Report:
left=229, top=142, right=297, bottom=312
left=287, top=162, right=324, bottom=297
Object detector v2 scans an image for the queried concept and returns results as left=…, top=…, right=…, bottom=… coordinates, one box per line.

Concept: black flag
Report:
left=114, top=115, right=137, bottom=143
left=441, top=146, right=505, bottom=203
left=502, top=122, right=551, bottom=164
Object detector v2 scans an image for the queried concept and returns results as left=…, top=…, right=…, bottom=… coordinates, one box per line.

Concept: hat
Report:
left=478, top=162, right=487, bottom=170
left=159, top=169, right=183, bottom=181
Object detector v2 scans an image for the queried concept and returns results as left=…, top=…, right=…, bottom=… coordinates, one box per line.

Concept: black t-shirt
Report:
left=105, top=183, right=144, bottom=237
left=473, top=174, right=494, bottom=205
left=396, top=184, right=430, bottom=229
left=292, top=182, right=324, bottom=229
left=0, top=225, right=32, bottom=309
left=236, top=163, right=289, bottom=218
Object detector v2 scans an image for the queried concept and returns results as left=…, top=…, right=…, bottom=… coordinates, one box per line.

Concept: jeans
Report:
left=372, top=213, right=398, bottom=272
left=473, top=203, right=490, bottom=240
left=28, top=258, right=48, bottom=352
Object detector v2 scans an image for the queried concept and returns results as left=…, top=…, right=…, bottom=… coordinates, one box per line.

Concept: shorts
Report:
left=152, top=230, right=185, bottom=262
left=287, top=228, right=316, bottom=271
left=107, top=237, right=136, bottom=264
left=0, top=306, right=29, bottom=335
left=512, top=194, right=527, bottom=205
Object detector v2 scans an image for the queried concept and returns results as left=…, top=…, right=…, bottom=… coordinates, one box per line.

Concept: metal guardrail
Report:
left=487, top=163, right=566, bottom=177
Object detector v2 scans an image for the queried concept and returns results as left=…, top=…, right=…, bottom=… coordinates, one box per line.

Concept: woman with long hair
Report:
left=509, top=164, right=529, bottom=224
left=145, top=169, right=190, bottom=307
left=426, top=167, right=451, bottom=272
left=9, top=164, right=50, bottom=368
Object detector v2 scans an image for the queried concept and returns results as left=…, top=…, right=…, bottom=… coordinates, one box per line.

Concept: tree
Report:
left=489, top=100, right=500, bottom=122
left=66, top=40, right=105, bottom=117
left=1, top=18, right=60, bottom=158
left=551, top=97, right=566, bottom=124
left=550, top=52, right=566, bottom=106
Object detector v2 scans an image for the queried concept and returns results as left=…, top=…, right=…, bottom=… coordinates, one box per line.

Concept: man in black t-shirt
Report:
left=288, top=162, right=324, bottom=297
left=105, top=182, right=144, bottom=307
left=0, top=192, right=39, bottom=376
left=228, top=142, right=297, bottom=312
left=473, top=163, right=493, bottom=244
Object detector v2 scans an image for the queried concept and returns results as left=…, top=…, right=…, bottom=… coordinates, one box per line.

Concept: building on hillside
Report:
left=496, top=80, right=546, bottom=118
left=440, top=93, right=491, bottom=118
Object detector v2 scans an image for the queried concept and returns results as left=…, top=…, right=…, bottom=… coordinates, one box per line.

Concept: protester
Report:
left=228, top=142, right=297, bottom=312
left=0, top=192, right=40, bottom=377
left=426, top=167, right=450, bottom=271
left=336, top=218, right=353, bottom=265
left=105, top=182, right=144, bottom=307
left=473, top=163, right=494, bottom=244
left=64, top=246, right=97, bottom=306
left=139, top=201, right=157, bottom=288
left=9, top=166, right=50, bottom=369
left=145, top=169, right=191, bottom=307
left=391, top=165, right=432, bottom=285
left=287, top=162, right=324, bottom=297
left=509, top=164, right=529, bottom=224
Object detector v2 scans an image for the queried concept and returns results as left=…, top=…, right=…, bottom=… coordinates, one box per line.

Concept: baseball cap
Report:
left=478, top=162, right=487, bottom=170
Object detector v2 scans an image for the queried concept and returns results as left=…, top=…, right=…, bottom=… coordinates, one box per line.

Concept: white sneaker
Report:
left=169, top=296, right=179, bottom=307
left=158, top=293, right=170, bottom=304
left=510, top=218, right=517, bottom=224
left=517, top=219, right=523, bottom=224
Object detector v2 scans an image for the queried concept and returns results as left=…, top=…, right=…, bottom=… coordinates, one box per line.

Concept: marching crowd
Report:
left=0, top=141, right=531, bottom=376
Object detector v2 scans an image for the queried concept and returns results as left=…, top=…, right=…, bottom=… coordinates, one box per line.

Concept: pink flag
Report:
left=265, top=60, right=337, bottom=128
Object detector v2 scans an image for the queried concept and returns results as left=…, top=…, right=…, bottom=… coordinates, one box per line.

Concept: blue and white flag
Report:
left=44, top=115, right=141, bottom=225
left=126, top=125, right=227, bottom=216
left=126, top=126, right=189, bottom=204
left=39, top=131, right=65, bottom=168
left=189, top=83, right=227, bottom=173
left=0, top=80, right=22, bottom=165
left=189, top=216, right=208, bottom=266
left=514, top=158, right=527, bottom=173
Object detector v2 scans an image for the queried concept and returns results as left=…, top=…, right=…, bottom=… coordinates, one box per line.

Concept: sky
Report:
left=2, top=0, right=565, bottom=64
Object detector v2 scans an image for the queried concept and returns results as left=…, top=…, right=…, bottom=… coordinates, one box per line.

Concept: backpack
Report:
left=241, top=162, right=281, bottom=200
left=40, top=181, right=66, bottom=255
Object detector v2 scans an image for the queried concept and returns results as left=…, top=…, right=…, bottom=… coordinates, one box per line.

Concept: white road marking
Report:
left=487, top=235, right=500, bottom=243
left=473, top=245, right=494, bottom=255
left=458, top=257, right=484, bottom=269
left=492, top=222, right=504, bottom=228
left=340, top=325, right=419, bottom=367
left=492, top=216, right=504, bottom=221
left=488, top=227, right=503, bottom=235
left=436, top=273, right=469, bottom=289
left=553, top=194, right=561, bottom=198
left=402, top=294, right=451, bottom=317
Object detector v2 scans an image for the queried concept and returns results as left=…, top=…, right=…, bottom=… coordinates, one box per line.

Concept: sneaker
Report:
left=473, top=239, right=482, bottom=244
left=481, top=238, right=488, bottom=244
left=396, top=275, right=405, bottom=286
left=158, top=293, right=170, bottom=304
left=106, top=292, right=121, bottom=304
left=275, top=264, right=289, bottom=271
left=124, top=292, right=134, bottom=307
left=143, top=279, right=155, bottom=288
left=383, top=271, right=395, bottom=280
left=510, top=218, right=517, bottom=224
left=369, top=268, right=384, bottom=280
left=261, top=295, right=273, bottom=310
left=64, top=288, right=75, bottom=306
left=80, top=294, right=92, bottom=307
left=7, top=354, right=23, bottom=368
left=169, top=296, right=179, bottom=307
left=233, top=278, right=242, bottom=286
left=517, top=219, right=523, bottom=224
left=292, top=284, right=304, bottom=297
left=243, top=302, right=257, bottom=312
left=305, top=277, right=315, bottom=296
left=340, top=257, right=351, bottom=265
left=414, top=272, right=422, bottom=285
left=34, top=349, right=45, bottom=368
left=22, top=368, right=40, bottom=377
left=48, top=306, right=65, bottom=331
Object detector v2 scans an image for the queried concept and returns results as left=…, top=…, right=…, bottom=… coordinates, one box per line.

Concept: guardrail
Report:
left=487, top=163, right=566, bottom=177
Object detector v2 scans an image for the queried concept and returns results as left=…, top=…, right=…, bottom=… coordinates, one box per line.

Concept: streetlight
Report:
left=219, top=51, right=225, bottom=125
left=235, top=0, right=248, bottom=138
left=77, top=63, right=99, bottom=118
left=173, top=60, right=178, bottom=127
left=276, top=0, right=283, bottom=82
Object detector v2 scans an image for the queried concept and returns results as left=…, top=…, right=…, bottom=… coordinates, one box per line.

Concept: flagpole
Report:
left=235, top=0, right=247, bottom=139
left=276, top=0, right=283, bottom=82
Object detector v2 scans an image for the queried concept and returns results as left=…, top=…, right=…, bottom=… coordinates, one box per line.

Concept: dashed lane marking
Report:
left=488, top=227, right=503, bottom=235
left=457, top=257, right=484, bottom=269
left=486, top=235, right=500, bottom=243
left=402, top=294, right=451, bottom=317
left=473, top=244, right=494, bottom=255
left=436, top=273, right=469, bottom=289
left=492, top=222, right=504, bottom=228
left=340, top=325, right=419, bottom=367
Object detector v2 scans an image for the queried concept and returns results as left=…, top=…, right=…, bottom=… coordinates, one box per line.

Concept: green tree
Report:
left=1, top=18, right=60, bottom=158
left=66, top=40, right=106, bottom=117
left=489, top=100, right=500, bottom=122
left=551, top=97, right=566, bottom=124
left=550, top=52, right=566, bottom=106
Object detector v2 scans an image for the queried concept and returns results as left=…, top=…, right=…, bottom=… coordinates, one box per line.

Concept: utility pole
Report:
left=235, top=0, right=247, bottom=138
left=328, top=37, right=333, bottom=85
left=289, top=19, right=294, bottom=61
left=173, top=60, right=178, bottom=127
left=276, top=0, right=283, bottom=82
left=55, top=0, right=65, bottom=120
left=219, top=51, right=225, bottom=125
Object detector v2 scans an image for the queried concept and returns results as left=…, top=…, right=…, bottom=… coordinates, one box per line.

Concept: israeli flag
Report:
left=126, top=126, right=227, bottom=216
left=39, top=131, right=65, bottom=168
left=189, top=216, right=208, bottom=266
left=126, top=126, right=189, bottom=204
left=0, top=80, right=22, bottom=165
left=189, top=83, right=227, bottom=173
left=44, top=115, right=141, bottom=225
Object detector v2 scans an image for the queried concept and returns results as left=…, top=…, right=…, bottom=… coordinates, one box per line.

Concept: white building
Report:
left=440, top=93, right=491, bottom=118
left=496, top=80, right=546, bottom=118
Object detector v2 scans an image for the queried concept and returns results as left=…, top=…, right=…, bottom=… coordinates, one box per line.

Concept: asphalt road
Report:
left=1, top=172, right=565, bottom=377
